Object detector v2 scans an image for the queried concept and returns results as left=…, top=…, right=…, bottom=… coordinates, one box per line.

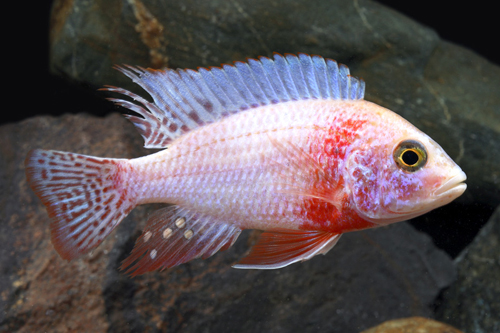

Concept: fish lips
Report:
left=360, top=170, right=467, bottom=226
left=433, top=170, right=467, bottom=199
left=403, top=170, right=467, bottom=218
left=404, top=170, right=467, bottom=215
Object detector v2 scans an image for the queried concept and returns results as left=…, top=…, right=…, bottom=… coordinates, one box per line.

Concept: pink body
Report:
left=25, top=54, right=466, bottom=275
left=131, top=99, right=373, bottom=233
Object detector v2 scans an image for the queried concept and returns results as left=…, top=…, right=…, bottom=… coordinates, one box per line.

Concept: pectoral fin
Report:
left=233, top=229, right=341, bottom=269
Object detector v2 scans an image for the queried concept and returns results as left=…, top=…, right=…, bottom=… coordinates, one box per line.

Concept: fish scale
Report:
left=25, top=53, right=466, bottom=275
left=129, top=101, right=334, bottom=225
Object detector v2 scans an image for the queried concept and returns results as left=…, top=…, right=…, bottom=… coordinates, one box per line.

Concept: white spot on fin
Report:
left=184, top=229, right=194, bottom=239
left=163, top=228, right=173, bottom=239
left=121, top=206, right=241, bottom=276
left=175, top=217, right=186, bottom=228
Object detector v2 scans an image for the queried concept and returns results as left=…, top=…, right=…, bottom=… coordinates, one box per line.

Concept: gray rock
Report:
left=50, top=0, right=440, bottom=90
left=436, top=205, right=500, bottom=333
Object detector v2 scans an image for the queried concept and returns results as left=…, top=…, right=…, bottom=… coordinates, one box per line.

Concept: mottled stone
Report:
left=436, top=205, right=500, bottom=333
left=0, top=114, right=146, bottom=332
left=361, top=316, right=463, bottom=333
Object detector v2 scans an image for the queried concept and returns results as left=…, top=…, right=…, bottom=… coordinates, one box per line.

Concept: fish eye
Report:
left=393, top=140, right=427, bottom=172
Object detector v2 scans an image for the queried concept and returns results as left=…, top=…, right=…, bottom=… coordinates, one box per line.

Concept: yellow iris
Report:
left=393, top=140, right=427, bottom=172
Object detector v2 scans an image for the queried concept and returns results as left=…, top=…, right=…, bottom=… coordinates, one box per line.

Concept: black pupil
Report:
left=402, top=150, right=419, bottom=166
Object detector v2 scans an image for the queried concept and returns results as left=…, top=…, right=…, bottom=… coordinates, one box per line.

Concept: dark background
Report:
left=7, top=1, right=498, bottom=125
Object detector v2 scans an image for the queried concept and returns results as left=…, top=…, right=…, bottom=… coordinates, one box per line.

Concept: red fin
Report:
left=25, top=149, right=135, bottom=260
left=233, top=229, right=341, bottom=269
left=121, top=206, right=241, bottom=276
left=270, top=137, right=344, bottom=212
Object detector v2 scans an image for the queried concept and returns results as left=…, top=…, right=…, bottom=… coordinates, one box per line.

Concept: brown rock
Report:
left=362, top=316, right=464, bottom=333
left=0, top=114, right=146, bottom=332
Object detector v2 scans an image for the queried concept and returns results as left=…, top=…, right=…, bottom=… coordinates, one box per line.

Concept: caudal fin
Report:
left=25, top=149, right=136, bottom=260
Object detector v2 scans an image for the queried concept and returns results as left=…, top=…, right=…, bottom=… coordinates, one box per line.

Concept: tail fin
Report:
left=25, top=149, right=136, bottom=260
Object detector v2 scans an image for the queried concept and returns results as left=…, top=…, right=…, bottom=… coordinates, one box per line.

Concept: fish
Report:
left=25, top=53, right=467, bottom=276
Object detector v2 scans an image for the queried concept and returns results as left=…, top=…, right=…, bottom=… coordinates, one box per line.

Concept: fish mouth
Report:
left=434, top=171, right=467, bottom=198
left=370, top=171, right=467, bottom=225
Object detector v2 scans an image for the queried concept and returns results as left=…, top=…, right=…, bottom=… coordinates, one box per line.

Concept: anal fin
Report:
left=233, top=229, right=341, bottom=269
left=121, top=206, right=241, bottom=276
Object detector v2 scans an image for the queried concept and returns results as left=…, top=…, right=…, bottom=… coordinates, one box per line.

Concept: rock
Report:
left=361, top=316, right=464, bottom=333
left=0, top=114, right=146, bottom=333
left=435, top=205, right=500, bottom=332
left=1, top=114, right=455, bottom=332
left=49, top=0, right=500, bottom=209
left=49, top=0, right=440, bottom=89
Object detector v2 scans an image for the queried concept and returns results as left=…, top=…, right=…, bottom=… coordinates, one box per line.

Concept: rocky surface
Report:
left=436, top=205, right=500, bottom=332
left=2, top=114, right=454, bottom=332
left=1, top=0, right=499, bottom=332
left=0, top=115, right=147, bottom=332
left=361, top=316, right=463, bottom=333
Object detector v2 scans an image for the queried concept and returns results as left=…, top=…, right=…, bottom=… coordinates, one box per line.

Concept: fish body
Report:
left=25, top=54, right=466, bottom=275
left=132, top=99, right=371, bottom=231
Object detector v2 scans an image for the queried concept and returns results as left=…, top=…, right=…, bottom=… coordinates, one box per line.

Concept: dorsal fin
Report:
left=103, top=53, right=365, bottom=148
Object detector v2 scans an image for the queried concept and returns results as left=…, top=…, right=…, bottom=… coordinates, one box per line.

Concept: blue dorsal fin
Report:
left=103, top=53, right=366, bottom=149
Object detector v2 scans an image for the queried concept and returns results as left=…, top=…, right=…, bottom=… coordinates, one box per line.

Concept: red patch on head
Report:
left=295, top=116, right=374, bottom=233
left=299, top=196, right=375, bottom=234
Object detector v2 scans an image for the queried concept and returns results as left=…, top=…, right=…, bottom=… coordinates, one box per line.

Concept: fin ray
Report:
left=105, top=53, right=365, bottom=149
left=25, top=149, right=135, bottom=260
left=234, top=229, right=341, bottom=269
left=121, top=206, right=241, bottom=276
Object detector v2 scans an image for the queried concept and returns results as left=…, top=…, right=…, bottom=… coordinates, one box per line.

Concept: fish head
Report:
left=345, top=104, right=467, bottom=225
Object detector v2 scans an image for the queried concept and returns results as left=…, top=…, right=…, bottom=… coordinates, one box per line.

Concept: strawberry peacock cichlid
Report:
left=25, top=53, right=466, bottom=276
